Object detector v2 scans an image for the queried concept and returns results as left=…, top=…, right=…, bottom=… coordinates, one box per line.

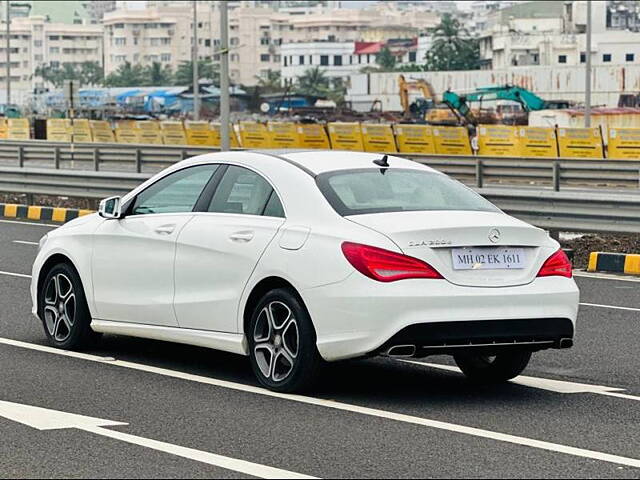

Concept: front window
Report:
left=316, top=168, right=499, bottom=216
left=131, top=165, right=217, bottom=215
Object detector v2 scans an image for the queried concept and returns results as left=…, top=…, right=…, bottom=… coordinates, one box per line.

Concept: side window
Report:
left=208, top=166, right=275, bottom=216
left=132, top=165, right=217, bottom=215
left=262, top=191, right=285, bottom=218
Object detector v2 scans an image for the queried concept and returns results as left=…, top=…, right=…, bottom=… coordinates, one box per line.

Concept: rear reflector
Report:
left=341, top=242, right=443, bottom=282
left=537, top=249, right=573, bottom=278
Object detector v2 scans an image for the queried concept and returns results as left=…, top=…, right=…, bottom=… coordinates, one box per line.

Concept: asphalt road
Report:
left=0, top=218, right=639, bottom=479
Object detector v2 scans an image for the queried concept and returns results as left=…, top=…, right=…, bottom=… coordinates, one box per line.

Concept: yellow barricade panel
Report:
left=211, top=123, right=240, bottom=148
left=557, top=127, right=604, bottom=159
left=519, top=127, right=558, bottom=158
left=46, top=118, right=71, bottom=142
left=71, top=119, right=92, bottom=143
left=607, top=128, right=640, bottom=160
left=477, top=125, right=520, bottom=157
left=361, top=124, right=397, bottom=153
left=239, top=122, right=271, bottom=148
left=393, top=124, right=436, bottom=154
left=267, top=122, right=301, bottom=149
left=297, top=124, right=330, bottom=149
left=115, top=128, right=141, bottom=144
left=185, top=121, right=216, bottom=146
left=160, top=121, right=187, bottom=145
left=8, top=118, right=30, bottom=140
left=432, top=126, right=472, bottom=155
left=90, top=120, right=115, bottom=143
left=0, top=118, right=7, bottom=139
left=327, top=122, right=364, bottom=151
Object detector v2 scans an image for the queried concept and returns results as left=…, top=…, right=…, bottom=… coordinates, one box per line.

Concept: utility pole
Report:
left=192, top=0, right=199, bottom=120
left=5, top=0, right=10, bottom=106
left=585, top=0, right=592, bottom=128
left=219, top=0, right=230, bottom=151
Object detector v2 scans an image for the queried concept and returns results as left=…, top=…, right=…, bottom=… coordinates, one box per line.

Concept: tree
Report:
left=104, top=61, right=146, bottom=87
left=296, top=66, right=329, bottom=96
left=375, top=47, right=397, bottom=71
left=174, top=59, right=219, bottom=86
left=35, top=61, right=103, bottom=88
left=143, top=62, right=173, bottom=86
left=255, top=69, right=282, bottom=93
left=424, top=14, right=480, bottom=71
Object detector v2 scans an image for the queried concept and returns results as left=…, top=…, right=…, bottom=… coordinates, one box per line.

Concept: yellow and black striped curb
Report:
left=588, top=252, right=640, bottom=276
left=0, top=203, right=94, bottom=223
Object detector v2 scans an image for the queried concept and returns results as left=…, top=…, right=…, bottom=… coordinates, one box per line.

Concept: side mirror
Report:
left=98, top=196, right=122, bottom=219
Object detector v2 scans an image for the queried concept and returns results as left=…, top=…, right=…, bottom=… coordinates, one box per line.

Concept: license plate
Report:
left=451, top=247, right=526, bottom=270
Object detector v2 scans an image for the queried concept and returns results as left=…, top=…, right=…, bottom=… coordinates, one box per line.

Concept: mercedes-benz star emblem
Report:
left=489, top=228, right=501, bottom=243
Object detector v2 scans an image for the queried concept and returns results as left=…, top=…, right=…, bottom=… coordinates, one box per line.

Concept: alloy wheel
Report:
left=43, top=273, right=76, bottom=342
left=253, top=301, right=300, bottom=383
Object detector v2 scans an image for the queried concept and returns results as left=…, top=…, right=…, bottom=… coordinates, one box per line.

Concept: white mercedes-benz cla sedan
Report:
left=31, top=150, right=579, bottom=392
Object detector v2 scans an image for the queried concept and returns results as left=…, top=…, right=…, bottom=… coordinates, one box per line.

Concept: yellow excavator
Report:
left=398, top=75, right=457, bottom=125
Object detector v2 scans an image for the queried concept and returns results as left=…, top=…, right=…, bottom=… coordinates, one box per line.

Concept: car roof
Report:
left=267, top=150, right=436, bottom=176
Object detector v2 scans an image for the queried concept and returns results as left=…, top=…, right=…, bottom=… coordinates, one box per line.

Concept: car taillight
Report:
left=341, top=242, right=443, bottom=282
left=537, top=249, right=572, bottom=278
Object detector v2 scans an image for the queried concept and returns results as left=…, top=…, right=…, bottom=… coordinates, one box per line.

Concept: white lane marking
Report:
left=0, top=337, right=638, bottom=469
left=399, top=361, right=626, bottom=395
left=0, top=219, right=58, bottom=228
left=580, top=302, right=640, bottom=312
left=574, top=272, right=640, bottom=283
left=0, top=270, right=31, bottom=279
left=0, top=399, right=313, bottom=479
left=12, top=241, right=38, bottom=246
left=598, top=391, right=640, bottom=402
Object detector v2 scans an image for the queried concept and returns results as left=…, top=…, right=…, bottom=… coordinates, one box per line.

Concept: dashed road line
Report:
left=12, top=241, right=38, bottom=246
left=0, top=336, right=638, bottom=469
left=0, top=270, right=31, bottom=279
left=580, top=302, right=640, bottom=313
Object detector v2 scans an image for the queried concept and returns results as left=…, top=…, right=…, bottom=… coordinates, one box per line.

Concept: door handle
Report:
left=155, top=224, right=176, bottom=235
left=229, top=231, right=254, bottom=242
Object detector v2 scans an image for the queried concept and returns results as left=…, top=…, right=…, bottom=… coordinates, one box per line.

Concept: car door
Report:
left=174, top=165, right=286, bottom=333
left=92, top=164, right=219, bottom=327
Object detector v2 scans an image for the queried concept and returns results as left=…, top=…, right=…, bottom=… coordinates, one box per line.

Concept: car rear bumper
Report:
left=375, top=318, right=574, bottom=358
left=301, top=274, right=579, bottom=362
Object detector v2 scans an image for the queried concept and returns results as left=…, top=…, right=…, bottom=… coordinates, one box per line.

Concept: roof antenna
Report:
left=373, top=155, right=389, bottom=168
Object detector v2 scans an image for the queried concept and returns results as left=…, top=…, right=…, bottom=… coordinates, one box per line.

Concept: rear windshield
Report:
left=316, top=168, right=500, bottom=216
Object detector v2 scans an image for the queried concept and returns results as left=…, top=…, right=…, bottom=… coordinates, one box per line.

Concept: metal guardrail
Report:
left=0, top=139, right=639, bottom=191
left=1, top=165, right=640, bottom=234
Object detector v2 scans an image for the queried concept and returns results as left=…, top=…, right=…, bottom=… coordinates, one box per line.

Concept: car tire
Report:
left=248, top=288, right=323, bottom=393
left=453, top=351, right=532, bottom=384
left=38, top=262, right=100, bottom=350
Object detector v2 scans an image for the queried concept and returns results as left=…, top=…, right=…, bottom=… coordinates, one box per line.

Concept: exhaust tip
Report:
left=559, top=338, right=573, bottom=349
left=385, top=345, right=416, bottom=358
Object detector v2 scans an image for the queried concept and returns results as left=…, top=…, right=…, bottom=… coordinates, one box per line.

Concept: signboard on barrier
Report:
left=239, top=122, right=271, bottom=148
left=432, top=126, right=472, bottom=155
left=557, top=127, right=604, bottom=159
left=477, top=125, right=520, bottom=157
left=393, top=124, right=436, bottom=154
left=297, top=124, right=330, bottom=149
left=607, top=128, right=640, bottom=160
left=361, top=124, right=397, bottom=153
left=518, top=127, right=558, bottom=157
left=267, top=122, right=301, bottom=149
left=327, top=122, right=364, bottom=151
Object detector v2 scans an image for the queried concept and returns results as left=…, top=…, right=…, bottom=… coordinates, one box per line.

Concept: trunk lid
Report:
left=348, top=211, right=551, bottom=287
